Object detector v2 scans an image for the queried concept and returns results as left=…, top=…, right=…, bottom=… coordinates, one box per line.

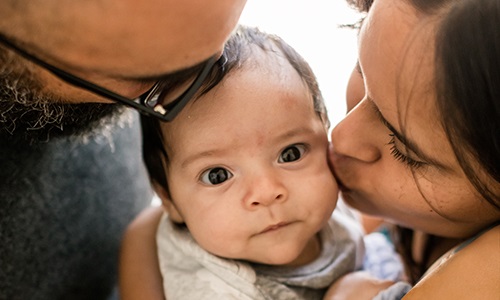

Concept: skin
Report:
left=325, top=0, right=500, bottom=298
left=119, top=0, right=499, bottom=298
left=329, top=0, right=500, bottom=239
left=120, top=206, right=165, bottom=300
left=120, top=47, right=340, bottom=299
left=158, top=48, right=337, bottom=267
left=0, top=0, right=247, bottom=103
left=0, top=0, right=246, bottom=141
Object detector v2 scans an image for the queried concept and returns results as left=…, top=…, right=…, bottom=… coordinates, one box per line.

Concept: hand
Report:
left=119, top=205, right=166, bottom=300
left=323, top=271, right=394, bottom=300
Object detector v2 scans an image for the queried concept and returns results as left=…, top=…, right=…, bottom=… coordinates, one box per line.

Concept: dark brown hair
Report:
left=141, top=25, right=328, bottom=198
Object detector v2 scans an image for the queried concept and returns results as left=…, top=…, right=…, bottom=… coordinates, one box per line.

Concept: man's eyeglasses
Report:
left=0, top=33, right=217, bottom=122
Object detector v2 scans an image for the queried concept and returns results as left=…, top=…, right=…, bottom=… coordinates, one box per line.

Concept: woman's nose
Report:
left=243, top=171, right=288, bottom=209
left=330, top=99, right=382, bottom=163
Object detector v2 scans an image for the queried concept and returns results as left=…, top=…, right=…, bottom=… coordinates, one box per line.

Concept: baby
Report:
left=140, top=25, right=378, bottom=299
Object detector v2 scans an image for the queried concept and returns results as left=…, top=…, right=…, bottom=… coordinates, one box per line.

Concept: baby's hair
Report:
left=141, top=25, right=328, bottom=196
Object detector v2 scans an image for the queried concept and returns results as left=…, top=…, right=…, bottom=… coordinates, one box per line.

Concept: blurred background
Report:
left=239, top=0, right=362, bottom=130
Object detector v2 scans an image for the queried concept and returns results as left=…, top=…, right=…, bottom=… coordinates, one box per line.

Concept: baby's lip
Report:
left=259, top=221, right=291, bottom=234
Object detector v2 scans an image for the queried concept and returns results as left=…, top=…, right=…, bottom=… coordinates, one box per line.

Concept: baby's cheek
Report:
left=312, top=170, right=339, bottom=211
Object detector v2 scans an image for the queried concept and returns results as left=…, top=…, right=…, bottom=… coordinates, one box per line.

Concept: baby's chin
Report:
left=237, top=240, right=321, bottom=268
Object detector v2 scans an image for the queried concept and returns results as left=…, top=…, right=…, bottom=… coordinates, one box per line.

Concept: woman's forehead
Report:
left=360, top=0, right=437, bottom=108
left=360, top=0, right=458, bottom=168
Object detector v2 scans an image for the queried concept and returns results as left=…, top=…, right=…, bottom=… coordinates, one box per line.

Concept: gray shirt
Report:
left=0, top=112, right=152, bottom=300
left=157, top=209, right=365, bottom=300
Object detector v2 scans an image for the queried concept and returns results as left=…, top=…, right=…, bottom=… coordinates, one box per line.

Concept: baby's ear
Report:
left=152, top=181, right=185, bottom=224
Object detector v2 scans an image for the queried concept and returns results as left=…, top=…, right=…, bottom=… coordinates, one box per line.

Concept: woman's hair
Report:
left=141, top=25, right=328, bottom=197
left=435, top=0, right=500, bottom=207
left=348, top=0, right=500, bottom=283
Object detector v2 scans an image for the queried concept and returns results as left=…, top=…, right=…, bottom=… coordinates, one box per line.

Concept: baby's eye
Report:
left=278, top=144, right=306, bottom=163
left=200, top=167, right=233, bottom=185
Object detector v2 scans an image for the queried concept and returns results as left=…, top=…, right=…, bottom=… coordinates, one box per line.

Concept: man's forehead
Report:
left=0, top=0, right=246, bottom=77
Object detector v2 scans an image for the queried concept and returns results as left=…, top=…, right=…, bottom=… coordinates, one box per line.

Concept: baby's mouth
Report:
left=259, top=221, right=291, bottom=234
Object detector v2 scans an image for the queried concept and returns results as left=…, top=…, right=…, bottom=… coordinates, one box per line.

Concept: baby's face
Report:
left=160, top=51, right=338, bottom=266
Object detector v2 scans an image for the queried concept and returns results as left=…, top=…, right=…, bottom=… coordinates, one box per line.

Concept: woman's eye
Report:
left=387, top=134, right=426, bottom=169
left=200, top=167, right=233, bottom=185
left=278, top=144, right=306, bottom=163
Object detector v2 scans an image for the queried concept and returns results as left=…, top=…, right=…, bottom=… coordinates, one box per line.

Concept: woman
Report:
left=327, top=0, right=499, bottom=298
left=120, top=0, right=500, bottom=298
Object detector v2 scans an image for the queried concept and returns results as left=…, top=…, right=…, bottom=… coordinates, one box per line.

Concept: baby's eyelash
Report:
left=387, top=134, right=425, bottom=169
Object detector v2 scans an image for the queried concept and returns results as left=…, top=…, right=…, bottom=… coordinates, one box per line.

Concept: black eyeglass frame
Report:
left=0, top=33, right=217, bottom=122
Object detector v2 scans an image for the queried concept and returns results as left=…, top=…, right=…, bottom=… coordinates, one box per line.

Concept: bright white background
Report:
left=239, top=0, right=362, bottom=129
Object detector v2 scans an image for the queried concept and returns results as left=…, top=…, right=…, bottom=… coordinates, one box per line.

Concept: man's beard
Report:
left=0, top=50, right=131, bottom=144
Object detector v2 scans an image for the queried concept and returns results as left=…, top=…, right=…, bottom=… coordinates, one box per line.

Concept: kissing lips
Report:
left=337, top=180, right=351, bottom=194
left=332, top=172, right=350, bottom=193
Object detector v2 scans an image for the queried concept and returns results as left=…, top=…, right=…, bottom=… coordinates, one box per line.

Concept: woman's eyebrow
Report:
left=355, top=61, right=363, bottom=77
left=367, top=96, right=447, bottom=169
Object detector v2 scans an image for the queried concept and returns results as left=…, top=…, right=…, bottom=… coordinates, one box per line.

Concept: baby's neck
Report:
left=282, top=234, right=321, bottom=268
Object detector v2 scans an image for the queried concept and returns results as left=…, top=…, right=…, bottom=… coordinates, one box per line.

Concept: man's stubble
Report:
left=0, top=48, right=130, bottom=144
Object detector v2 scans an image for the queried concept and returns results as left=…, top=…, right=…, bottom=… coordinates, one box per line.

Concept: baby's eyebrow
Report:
left=272, top=127, right=315, bottom=144
left=181, top=149, right=228, bottom=169
left=180, top=128, right=315, bottom=169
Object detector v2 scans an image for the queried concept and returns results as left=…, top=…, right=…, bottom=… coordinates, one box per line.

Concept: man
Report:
left=0, top=0, right=246, bottom=299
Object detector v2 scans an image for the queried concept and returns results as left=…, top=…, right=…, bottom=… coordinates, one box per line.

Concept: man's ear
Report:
left=152, top=181, right=184, bottom=224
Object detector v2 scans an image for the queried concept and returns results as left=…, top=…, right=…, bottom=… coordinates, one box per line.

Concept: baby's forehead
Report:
left=238, top=46, right=301, bottom=82
left=161, top=54, right=313, bottom=130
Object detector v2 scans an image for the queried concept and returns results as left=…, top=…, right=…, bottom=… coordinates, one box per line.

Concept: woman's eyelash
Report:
left=387, top=134, right=425, bottom=169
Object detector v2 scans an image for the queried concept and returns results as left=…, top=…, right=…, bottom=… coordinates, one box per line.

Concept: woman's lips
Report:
left=331, top=168, right=349, bottom=193
left=328, top=150, right=349, bottom=191
left=337, top=180, right=350, bottom=193
left=329, top=161, right=352, bottom=194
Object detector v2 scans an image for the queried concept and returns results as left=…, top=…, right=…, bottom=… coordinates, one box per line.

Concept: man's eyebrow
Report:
left=367, top=96, right=446, bottom=168
left=121, top=57, right=210, bottom=83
